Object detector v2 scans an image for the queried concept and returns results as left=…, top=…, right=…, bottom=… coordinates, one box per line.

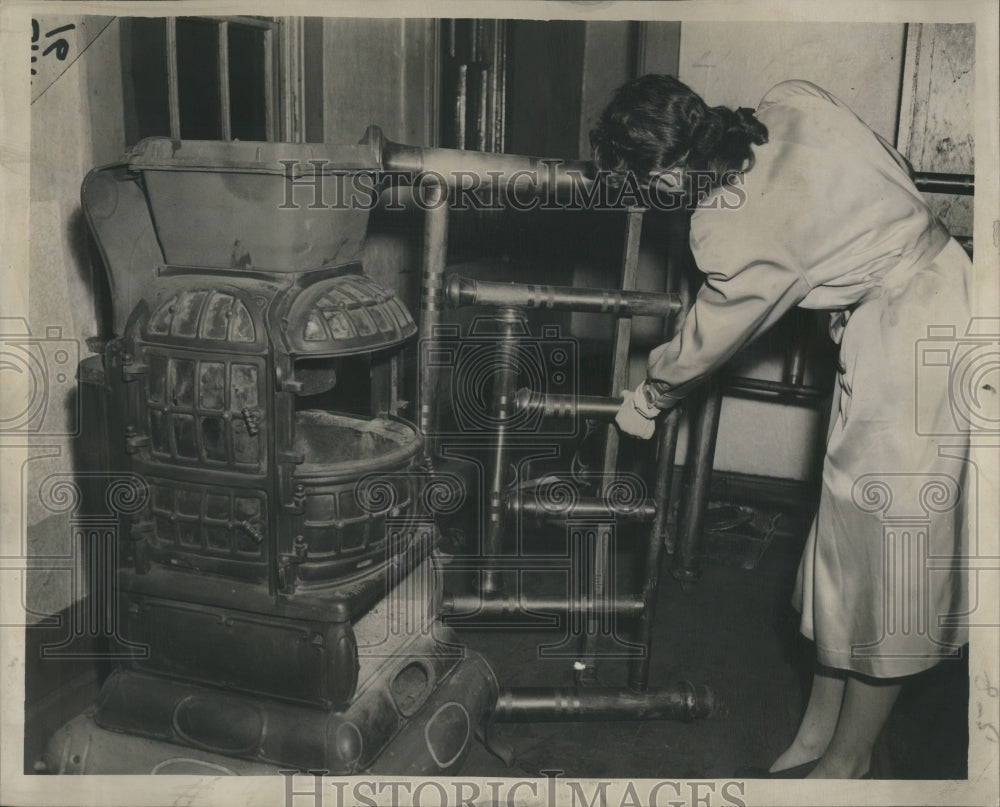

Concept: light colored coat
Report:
left=648, top=80, right=972, bottom=676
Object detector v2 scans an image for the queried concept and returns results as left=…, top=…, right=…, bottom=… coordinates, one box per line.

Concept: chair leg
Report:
left=672, top=379, right=722, bottom=581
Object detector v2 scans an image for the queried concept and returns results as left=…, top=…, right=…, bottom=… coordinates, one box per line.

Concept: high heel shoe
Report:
left=735, top=758, right=821, bottom=778
left=765, top=758, right=822, bottom=778
left=738, top=760, right=875, bottom=779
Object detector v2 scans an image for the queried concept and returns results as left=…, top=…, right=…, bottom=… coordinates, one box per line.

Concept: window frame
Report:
left=121, top=15, right=304, bottom=145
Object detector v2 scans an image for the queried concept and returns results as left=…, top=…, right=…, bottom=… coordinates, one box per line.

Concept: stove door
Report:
left=127, top=345, right=273, bottom=583
left=141, top=348, right=268, bottom=473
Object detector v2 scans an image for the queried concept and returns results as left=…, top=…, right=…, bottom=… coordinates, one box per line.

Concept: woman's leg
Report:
left=807, top=673, right=902, bottom=778
left=769, top=666, right=846, bottom=771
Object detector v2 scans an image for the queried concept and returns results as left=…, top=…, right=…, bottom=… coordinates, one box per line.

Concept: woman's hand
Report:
left=615, top=382, right=659, bottom=440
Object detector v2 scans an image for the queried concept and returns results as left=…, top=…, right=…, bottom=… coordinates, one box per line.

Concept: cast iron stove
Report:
left=43, top=134, right=497, bottom=775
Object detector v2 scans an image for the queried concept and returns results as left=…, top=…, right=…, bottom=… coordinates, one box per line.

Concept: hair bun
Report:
left=735, top=107, right=768, bottom=145
left=686, top=105, right=768, bottom=179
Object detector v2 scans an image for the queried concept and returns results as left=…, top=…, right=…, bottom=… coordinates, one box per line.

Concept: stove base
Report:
left=42, top=713, right=284, bottom=775
left=43, top=630, right=498, bottom=776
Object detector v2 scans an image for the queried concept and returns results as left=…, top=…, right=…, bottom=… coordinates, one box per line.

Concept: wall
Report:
left=321, top=17, right=438, bottom=147
left=25, top=15, right=125, bottom=619
left=322, top=18, right=439, bottom=315
left=678, top=22, right=907, bottom=140
left=672, top=22, right=908, bottom=480
left=898, top=23, right=975, bottom=237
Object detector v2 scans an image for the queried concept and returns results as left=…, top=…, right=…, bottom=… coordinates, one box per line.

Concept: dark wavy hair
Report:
left=589, top=74, right=768, bottom=189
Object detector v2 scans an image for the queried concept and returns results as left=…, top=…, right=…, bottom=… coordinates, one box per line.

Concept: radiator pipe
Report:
left=380, top=132, right=595, bottom=193
left=441, top=592, right=645, bottom=619
left=508, top=492, right=657, bottom=523
left=912, top=172, right=974, bottom=196
left=376, top=128, right=973, bottom=202
left=493, top=684, right=715, bottom=722
left=447, top=275, right=682, bottom=316
left=514, top=388, right=622, bottom=419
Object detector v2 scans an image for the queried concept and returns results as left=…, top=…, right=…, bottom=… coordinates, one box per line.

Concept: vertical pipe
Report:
left=389, top=354, right=401, bottom=417
left=628, top=238, right=684, bottom=691
left=417, top=182, right=449, bottom=466
left=495, top=23, right=507, bottom=153
left=476, top=65, right=489, bottom=152
left=454, top=64, right=468, bottom=150
left=166, top=18, right=180, bottom=139
left=263, top=27, right=275, bottom=142
left=782, top=309, right=811, bottom=388
left=279, top=17, right=305, bottom=143
left=218, top=22, right=231, bottom=140
left=672, top=378, right=722, bottom=581
left=665, top=224, right=698, bottom=563
left=578, top=208, right=645, bottom=686
left=784, top=341, right=808, bottom=388
left=479, top=308, right=523, bottom=597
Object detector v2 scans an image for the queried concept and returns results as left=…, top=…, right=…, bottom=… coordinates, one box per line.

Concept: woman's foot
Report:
left=803, top=674, right=901, bottom=779
left=768, top=667, right=846, bottom=772
left=768, top=740, right=825, bottom=773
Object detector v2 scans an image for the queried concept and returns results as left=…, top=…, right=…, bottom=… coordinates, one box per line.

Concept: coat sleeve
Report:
left=645, top=216, right=813, bottom=408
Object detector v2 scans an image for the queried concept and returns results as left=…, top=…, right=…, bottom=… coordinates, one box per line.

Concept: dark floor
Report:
left=447, top=510, right=969, bottom=779
left=24, top=509, right=968, bottom=779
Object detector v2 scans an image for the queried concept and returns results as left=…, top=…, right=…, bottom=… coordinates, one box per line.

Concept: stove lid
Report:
left=126, top=135, right=382, bottom=175
left=121, top=134, right=383, bottom=273
left=283, top=273, right=416, bottom=357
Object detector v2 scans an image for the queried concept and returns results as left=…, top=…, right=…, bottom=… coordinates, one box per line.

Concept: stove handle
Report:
left=240, top=406, right=262, bottom=436
left=237, top=517, right=265, bottom=544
